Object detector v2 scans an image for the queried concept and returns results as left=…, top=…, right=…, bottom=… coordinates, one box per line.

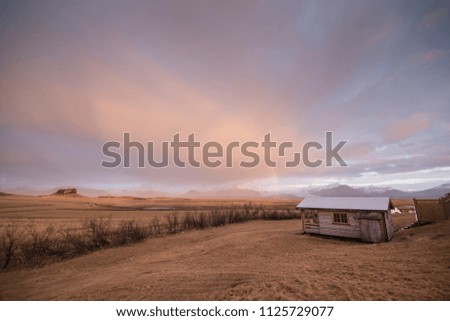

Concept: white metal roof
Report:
left=296, top=197, right=391, bottom=211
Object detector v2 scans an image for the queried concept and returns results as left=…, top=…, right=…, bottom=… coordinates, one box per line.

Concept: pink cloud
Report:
left=383, top=113, right=431, bottom=143
left=367, top=16, right=397, bottom=45
left=417, top=7, right=448, bottom=32
left=418, top=48, right=449, bottom=63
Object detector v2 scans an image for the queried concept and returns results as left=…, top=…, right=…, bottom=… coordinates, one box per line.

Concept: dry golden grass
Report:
left=0, top=195, right=448, bottom=300
left=0, top=194, right=297, bottom=228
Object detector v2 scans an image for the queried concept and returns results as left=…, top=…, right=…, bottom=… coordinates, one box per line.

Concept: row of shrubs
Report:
left=0, top=205, right=298, bottom=269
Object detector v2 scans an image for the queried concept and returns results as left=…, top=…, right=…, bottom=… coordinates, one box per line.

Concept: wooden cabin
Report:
left=297, top=197, right=394, bottom=243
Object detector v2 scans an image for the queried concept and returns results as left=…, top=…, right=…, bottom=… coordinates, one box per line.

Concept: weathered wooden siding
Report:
left=304, top=223, right=320, bottom=234
left=385, top=212, right=394, bottom=240
left=359, top=218, right=384, bottom=243
left=414, top=198, right=449, bottom=222
left=317, top=211, right=361, bottom=239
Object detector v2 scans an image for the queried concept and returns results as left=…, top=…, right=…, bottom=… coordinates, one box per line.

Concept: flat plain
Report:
left=0, top=194, right=449, bottom=300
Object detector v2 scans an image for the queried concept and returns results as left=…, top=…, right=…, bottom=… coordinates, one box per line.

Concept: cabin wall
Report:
left=385, top=211, right=394, bottom=240
left=317, top=211, right=361, bottom=239
left=304, top=223, right=320, bottom=234
left=359, top=216, right=385, bottom=243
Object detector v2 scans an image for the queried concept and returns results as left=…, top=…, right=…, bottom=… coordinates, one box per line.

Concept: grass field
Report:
left=1, top=194, right=448, bottom=300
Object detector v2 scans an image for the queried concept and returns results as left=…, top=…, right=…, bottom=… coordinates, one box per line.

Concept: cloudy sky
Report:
left=1, top=0, right=449, bottom=195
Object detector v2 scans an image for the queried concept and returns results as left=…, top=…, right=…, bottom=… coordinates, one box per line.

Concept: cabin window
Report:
left=333, top=213, right=348, bottom=224
left=305, top=209, right=319, bottom=224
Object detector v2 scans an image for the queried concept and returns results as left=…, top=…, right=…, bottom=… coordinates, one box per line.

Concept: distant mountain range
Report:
left=183, top=183, right=450, bottom=199
left=1, top=183, right=449, bottom=199
left=302, top=183, right=450, bottom=199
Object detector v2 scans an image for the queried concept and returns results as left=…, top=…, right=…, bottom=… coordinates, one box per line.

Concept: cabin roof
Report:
left=296, top=197, right=392, bottom=211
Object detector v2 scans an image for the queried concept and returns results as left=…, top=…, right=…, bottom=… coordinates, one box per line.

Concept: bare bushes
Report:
left=260, top=208, right=297, bottom=220
left=20, top=226, right=59, bottom=265
left=0, top=224, right=22, bottom=268
left=113, top=220, right=149, bottom=245
left=180, top=205, right=297, bottom=230
left=0, top=218, right=152, bottom=268
left=166, top=213, right=179, bottom=234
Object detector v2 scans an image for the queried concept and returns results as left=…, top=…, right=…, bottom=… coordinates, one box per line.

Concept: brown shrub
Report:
left=0, top=224, right=23, bottom=268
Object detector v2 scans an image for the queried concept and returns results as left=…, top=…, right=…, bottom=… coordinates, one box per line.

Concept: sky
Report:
left=0, top=0, right=449, bottom=195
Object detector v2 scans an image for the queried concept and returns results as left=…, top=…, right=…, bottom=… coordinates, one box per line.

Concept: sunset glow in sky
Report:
left=1, top=0, right=449, bottom=195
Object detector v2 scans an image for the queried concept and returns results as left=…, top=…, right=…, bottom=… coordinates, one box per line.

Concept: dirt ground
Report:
left=0, top=195, right=448, bottom=300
